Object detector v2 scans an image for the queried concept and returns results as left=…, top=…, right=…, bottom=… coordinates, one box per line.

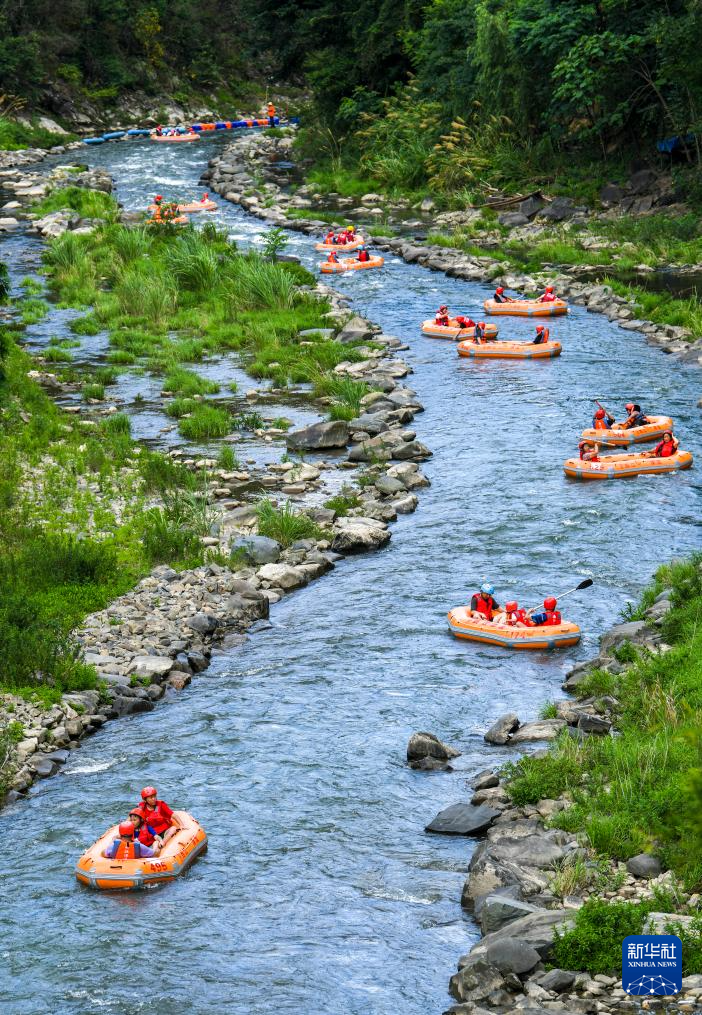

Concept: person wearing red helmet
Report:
left=128, top=808, right=163, bottom=853
left=327, top=250, right=339, bottom=263
left=615, top=402, right=649, bottom=429
left=102, top=820, right=156, bottom=860
left=324, top=229, right=335, bottom=245
left=493, top=286, right=513, bottom=304
left=494, top=600, right=532, bottom=627
left=541, top=597, right=562, bottom=625
left=135, top=787, right=177, bottom=845
left=435, top=304, right=450, bottom=326
left=537, top=285, right=557, bottom=303
left=592, top=401, right=615, bottom=429
left=454, top=314, right=475, bottom=331
left=471, top=320, right=488, bottom=343
left=532, top=325, right=550, bottom=345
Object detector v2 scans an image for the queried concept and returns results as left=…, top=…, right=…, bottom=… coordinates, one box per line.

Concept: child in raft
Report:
left=327, top=250, right=339, bottom=263
left=532, top=326, right=549, bottom=344
left=357, top=247, right=370, bottom=262
left=134, top=786, right=178, bottom=846
left=493, top=601, right=532, bottom=627
left=642, top=431, right=678, bottom=458
left=537, top=285, right=557, bottom=303
left=579, top=440, right=600, bottom=462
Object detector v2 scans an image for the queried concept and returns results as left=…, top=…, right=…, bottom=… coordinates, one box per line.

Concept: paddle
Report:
left=526, top=578, right=593, bottom=617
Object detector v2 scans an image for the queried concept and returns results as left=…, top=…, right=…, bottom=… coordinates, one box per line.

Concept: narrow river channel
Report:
left=1, top=134, right=701, bottom=1015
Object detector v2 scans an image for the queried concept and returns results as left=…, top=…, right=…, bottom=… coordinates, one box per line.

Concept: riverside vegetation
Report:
left=503, top=555, right=702, bottom=971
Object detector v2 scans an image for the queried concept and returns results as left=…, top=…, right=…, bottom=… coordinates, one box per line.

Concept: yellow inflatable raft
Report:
left=447, top=606, right=580, bottom=650
left=320, top=256, right=384, bottom=274
left=483, top=298, right=568, bottom=317
left=564, top=449, right=693, bottom=480
left=314, top=238, right=365, bottom=253
left=75, top=811, right=207, bottom=891
left=421, top=319, right=499, bottom=341
left=580, top=416, right=673, bottom=446
left=457, top=339, right=562, bottom=360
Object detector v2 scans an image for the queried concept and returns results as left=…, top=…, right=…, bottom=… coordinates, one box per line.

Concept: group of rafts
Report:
left=429, top=286, right=693, bottom=649
left=146, top=192, right=217, bottom=226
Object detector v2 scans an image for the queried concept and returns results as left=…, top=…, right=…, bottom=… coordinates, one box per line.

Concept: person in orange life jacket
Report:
left=470, top=582, right=500, bottom=620
left=541, top=597, right=561, bottom=625
left=453, top=315, right=475, bottom=330
left=471, top=321, right=489, bottom=343
left=327, top=250, right=339, bottom=263
left=357, top=246, right=370, bottom=262
left=493, top=286, right=513, bottom=304
left=493, top=601, right=532, bottom=628
left=643, top=431, right=678, bottom=458
left=324, top=229, right=335, bottom=245
left=592, top=405, right=615, bottom=429
left=128, top=808, right=163, bottom=853
left=537, top=285, right=556, bottom=303
left=579, top=440, right=600, bottom=462
left=614, top=402, right=649, bottom=429
left=135, top=787, right=177, bottom=845
left=435, top=305, right=450, bottom=326
left=267, top=101, right=276, bottom=126
left=532, top=326, right=549, bottom=344
left=102, top=821, right=156, bottom=860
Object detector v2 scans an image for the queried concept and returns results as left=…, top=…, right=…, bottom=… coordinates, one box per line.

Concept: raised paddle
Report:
left=526, top=578, right=593, bottom=616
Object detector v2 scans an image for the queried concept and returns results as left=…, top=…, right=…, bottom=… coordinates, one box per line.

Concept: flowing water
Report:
left=1, top=135, right=701, bottom=1015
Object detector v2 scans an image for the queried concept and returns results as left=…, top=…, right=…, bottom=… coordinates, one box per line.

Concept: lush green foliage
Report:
left=506, top=555, right=702, bottom=888
left=256, top=498, right=323, bottom=547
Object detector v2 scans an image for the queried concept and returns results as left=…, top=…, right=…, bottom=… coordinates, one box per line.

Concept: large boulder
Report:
left=480, top=895, right=542, bottom=935
left=287, top=420, right=349, bottom=450
left=256, top=563, right=307, bottom=590
left=336, top=315, right=374, bottom=344
left=230, top=534, right=281, bottom=565
left=599, top=621, right=647, bottom=654
left=537, top=968, right=577, bottom=993
left=487, top=833, right=567, bottom=869
left=449, top=957, right=506, bottom=1004
left=484, top=713, right=519, bottom=745
left=626, top=853, right=662, bottom=879
left=426, top=803, right=501, bottom=836
left=508, top=719, right=566, bottom=744
left=131, top=656, right=174, bottom=679
left=486, top=938, right=541, bottom=975
left=407, top=732, right=460, bottom=770
left=331, top=517, right=390, bottom=553
left=471, top=909, right=576, bottom=960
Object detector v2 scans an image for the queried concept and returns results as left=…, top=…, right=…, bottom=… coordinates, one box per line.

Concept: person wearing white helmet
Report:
left=469, top=582, right=501, bottom=621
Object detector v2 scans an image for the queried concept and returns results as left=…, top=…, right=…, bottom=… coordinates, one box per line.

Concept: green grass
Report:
left=82, top=383, right=105, bottom=401
left=32, top=186, right=118, bottom=221
left=324, top=492, right=360, bottom=516
left=256, top=498, right=324, bottom=547
left=0, top=118, right=76, bottom=152
left=603, top=278, right=702, bottom=337
left=506, top=554, right=702, bottom=888
left=163, top=368, right=219, bottom=396
left=177, top=403, right=232, bottom=440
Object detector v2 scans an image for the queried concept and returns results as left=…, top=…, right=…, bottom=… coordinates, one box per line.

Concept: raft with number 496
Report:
left=580, top=416, right=674, bottom=446
left=564, top=449, right=693, bottom=480
left=447, top=607, right=581, bottom=650
left=421, top=319, right=499, bottom=341
left=457, top=339, right=561, bottom=360
left=320, top=256, right=384, bottom=274
left=483, top=298, right=568, bottom=317
left=75, top=811, right=207, bottom=891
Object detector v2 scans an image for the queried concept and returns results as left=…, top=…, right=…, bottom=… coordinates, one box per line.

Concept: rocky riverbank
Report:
left=202, top=130, right=702, bottom=370
left=0, top=163, right=436, bottom=806
left=413, top=585, right=701, bottom=1012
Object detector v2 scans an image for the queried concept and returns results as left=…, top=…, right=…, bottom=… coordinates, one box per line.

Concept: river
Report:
left=1, top=134, right=701, bottom=1015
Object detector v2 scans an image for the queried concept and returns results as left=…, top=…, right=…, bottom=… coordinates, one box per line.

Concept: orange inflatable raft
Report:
left=564, top=449, right=693, bottom=480
left=447, top=606, right=581, bottom=650
left=421, top=319, right=499, bottom=341
left=457, top=338, right=561, bottom=360
left=580, top=415, right=673, bottom=446
left=75, top=811, right=207, bottom=891
left=177, top=198, right=217, bottom=213
left=314, top=238, right=365, bottom=253
left=483, top=298, right=568, bottom=317
left=151, top=133, right=199, bottom=143
left=320, top=255, right=384, bottom=274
